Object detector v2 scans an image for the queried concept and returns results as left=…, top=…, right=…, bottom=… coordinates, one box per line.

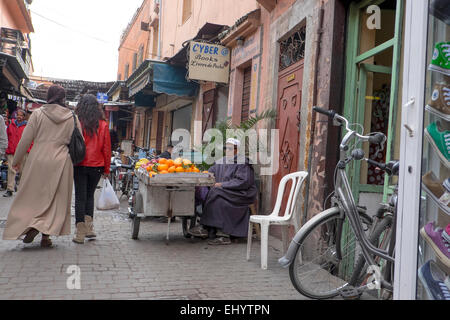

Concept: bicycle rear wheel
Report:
left=289, top=208, right=373, bottom=299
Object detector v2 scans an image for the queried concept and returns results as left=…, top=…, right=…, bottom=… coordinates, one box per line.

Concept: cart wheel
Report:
left=182, top=217, right=191, bottom=238
left=131, top=216, right=140, bottom=240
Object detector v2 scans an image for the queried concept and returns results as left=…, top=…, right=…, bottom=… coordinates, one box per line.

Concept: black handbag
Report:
left=68, top=112, right=86, bottom=165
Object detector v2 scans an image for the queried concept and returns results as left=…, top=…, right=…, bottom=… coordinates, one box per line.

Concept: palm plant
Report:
left=197, top=109, right=277, bottom=170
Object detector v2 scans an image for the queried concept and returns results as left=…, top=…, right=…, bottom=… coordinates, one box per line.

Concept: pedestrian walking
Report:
left=73, top=94, right=111, bottom=244
left=4, top=109, right=32, bottom=197
left=0, top=114, right=7, bottom=159
left=2, top=85, right=80, bottom=247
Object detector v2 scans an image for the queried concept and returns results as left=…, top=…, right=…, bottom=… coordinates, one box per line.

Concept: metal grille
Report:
left=279, top=26, right=306, bottom=71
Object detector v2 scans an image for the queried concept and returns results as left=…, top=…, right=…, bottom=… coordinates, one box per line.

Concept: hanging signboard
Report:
left=188, top=41, right=230, bottom=84
left=97, top=92, right=108, bottom=103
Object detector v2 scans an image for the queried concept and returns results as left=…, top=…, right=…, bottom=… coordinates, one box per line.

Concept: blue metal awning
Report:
left=127, top=60, right=198, bottom=98
left=152, top=62, right=197, bottom=97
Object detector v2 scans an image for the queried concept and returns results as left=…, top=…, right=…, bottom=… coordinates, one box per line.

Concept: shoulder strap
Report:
left=71, top=111, right=78, bottom=129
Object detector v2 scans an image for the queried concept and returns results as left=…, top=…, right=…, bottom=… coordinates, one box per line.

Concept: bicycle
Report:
left=279, top=107, right=398, bottom=300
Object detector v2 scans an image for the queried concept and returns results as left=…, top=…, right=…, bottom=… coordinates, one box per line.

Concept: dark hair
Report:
left=75, top=94, right=103, bottom=137
left=47, top=85, right=66, bottom=107
left=167, top=144, right=174, bottom=149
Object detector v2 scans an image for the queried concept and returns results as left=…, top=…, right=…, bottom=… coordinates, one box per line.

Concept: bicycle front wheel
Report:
left=289, top=207, right=373, bottom=299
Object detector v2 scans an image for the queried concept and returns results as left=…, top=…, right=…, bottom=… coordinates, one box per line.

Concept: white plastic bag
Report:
left=97, top=178, right=120, bottom=210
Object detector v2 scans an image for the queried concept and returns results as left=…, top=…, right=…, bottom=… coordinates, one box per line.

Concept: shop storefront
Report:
left=343, top=0, right=403, bottom=211
left=395, top=0, right=450, bottom=300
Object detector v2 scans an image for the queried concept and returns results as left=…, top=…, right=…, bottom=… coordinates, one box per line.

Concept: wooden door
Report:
left=271, top=61, right=303, bottom=214
left=156, top=111, right=164, bottom=153
left=241, top=67, right=252, bottom=122
left=202, top=89, right=217, bottom=136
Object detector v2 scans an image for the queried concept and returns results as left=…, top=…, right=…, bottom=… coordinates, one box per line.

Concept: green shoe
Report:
left=429, top=42, right=450, bottom=76
left=424, top=122, right=450, bottom=168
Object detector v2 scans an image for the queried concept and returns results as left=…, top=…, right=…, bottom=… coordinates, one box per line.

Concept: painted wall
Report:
left=254, top=0, right=347, bottom=234
left=227, top=26, right=262, bottom=125
left=0, top=0, right=33, bottom=34
left=159, top=0, right=259, bottom=59
left=117, top=0, right=153, bottom=81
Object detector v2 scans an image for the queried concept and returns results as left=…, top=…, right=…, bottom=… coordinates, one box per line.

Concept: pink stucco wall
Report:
left=159, top=0, right=259, bottom=59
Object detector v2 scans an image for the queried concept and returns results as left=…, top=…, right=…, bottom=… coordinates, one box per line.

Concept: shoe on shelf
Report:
left=420, top=221, right=450, bottom=268
left=424, top=122, right=450, bottom=168
left=426, top=83, right=450, bottom=121
left=422, top=172, right=450, bottom=214
left=429, top=42, right=450, bottom=76
left=418, top=260, right=450, bottom=300
left=3, top=190, right=12, bottom=197
left=429, top=0, right=450, bottom=25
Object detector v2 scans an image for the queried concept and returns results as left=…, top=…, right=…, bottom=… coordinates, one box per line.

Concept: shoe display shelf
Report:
left=417, top=1, right=450, bottom=300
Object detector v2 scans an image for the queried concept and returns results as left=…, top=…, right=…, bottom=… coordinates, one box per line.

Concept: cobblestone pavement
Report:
left=0, top=186, right=308, bottom=300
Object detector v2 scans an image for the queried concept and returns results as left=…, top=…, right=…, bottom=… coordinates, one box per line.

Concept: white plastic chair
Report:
left=247, top=171, right=308, bottom=270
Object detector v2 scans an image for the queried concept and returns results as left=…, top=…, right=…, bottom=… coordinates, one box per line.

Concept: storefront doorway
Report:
left=343, top=0, right=403, bottom=207
left=171, top=104, right=192, bottom=150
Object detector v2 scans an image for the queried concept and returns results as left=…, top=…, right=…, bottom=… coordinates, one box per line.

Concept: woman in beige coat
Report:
left=2, top=85, right=80, bottom=247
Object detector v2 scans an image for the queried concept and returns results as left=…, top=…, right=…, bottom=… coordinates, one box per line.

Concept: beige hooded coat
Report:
left=2, top=104, right=80, bottom=240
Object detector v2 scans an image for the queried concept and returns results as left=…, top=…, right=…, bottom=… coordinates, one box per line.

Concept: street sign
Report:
left=97, top=92, right=108, bottom=103
left=188, top=41, right=230, bottom=84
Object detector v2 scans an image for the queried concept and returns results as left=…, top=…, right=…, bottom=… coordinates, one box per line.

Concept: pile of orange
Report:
left=148, top=158, right=203, bottom=177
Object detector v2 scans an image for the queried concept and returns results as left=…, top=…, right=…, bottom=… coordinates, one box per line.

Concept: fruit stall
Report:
left=131, top=157, right=215, bottom=240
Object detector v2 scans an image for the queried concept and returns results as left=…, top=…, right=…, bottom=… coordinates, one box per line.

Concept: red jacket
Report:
left=77, top=120, right=111, bottom=174
left=6, top=120, right=32, bottom=155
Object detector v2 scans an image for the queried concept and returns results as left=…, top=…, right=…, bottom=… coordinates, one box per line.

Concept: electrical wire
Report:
left=30, top=9, right=156, bottom=55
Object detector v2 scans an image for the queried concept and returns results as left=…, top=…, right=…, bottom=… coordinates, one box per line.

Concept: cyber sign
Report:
left=188, top=41, right=230, bottom=84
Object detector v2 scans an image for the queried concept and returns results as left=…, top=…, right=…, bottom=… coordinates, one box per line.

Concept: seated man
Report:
left=190, top=138, right=257, bottom=245
left=158, top=144, right=173, bottom=159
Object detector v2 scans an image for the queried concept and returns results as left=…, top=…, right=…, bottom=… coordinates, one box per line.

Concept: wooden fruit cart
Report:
left=131, top=170, right=215, bottom=240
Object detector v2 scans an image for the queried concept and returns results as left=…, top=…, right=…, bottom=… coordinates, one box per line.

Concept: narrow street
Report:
left=0, top=185, right=305, bottom=300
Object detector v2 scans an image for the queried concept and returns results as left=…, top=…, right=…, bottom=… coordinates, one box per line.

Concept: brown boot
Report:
left=85, top=215, right=96, bottom=239
left=72, top=222, right=87, bottom=244
left=41, top=234, right=53, bottom=248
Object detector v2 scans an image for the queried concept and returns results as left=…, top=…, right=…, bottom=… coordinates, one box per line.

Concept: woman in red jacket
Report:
left=73, top=94, right=111, bottom=244
left=4, top=109, right=32, bottom=197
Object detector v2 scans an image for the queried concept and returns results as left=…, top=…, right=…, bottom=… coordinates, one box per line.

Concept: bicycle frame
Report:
left=280, top=110, right=395, bottom=292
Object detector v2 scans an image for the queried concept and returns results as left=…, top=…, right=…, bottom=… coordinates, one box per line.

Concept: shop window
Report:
left=279, top=26, right=306, bottom=72
left=417, top=0, right=450, bottom=300
left=182, top=0, right=192, bottom=24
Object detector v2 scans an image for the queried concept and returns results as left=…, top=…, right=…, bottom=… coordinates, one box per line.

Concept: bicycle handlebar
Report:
left=313, top=106, right=336, bottom=119
left=313, top=106, right=386, bottom=149
left=367, top=159, right=400, bottom=176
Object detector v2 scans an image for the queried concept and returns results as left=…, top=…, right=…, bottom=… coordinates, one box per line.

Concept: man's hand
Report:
left=214, top=183, right=222, bottom=188
left=13, top=164, right=20, bottom=172
left=102, top=174, right=109, bottom=180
